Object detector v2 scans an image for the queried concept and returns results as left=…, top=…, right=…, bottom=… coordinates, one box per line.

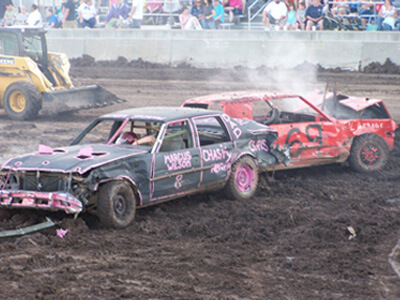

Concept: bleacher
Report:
left=325, top=0, right=400, bottom=31
left=94, top=0, right=252, bottom=29
left=91, top=0, right=400, bottom=30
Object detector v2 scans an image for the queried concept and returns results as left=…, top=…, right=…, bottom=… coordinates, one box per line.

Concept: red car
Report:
left=183, top=91, right=398, bottom=172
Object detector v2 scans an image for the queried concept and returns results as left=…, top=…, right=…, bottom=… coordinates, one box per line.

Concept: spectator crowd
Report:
left=0, top=0, right=399, bottom=31
left=262, top=0, right=400, bottom=31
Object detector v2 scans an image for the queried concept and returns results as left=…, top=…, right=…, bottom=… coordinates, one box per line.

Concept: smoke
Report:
left=207, top=64, right=324, bottom=99
left=206, top=40, right=327, bottom=97
left=248, top=40, right=326, bottom=95
left=247, top=67, right=321, bottom=95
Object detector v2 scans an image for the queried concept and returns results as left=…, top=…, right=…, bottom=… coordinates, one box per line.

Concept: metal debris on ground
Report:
left=347, top=226, right=357, bottom=240
left=0, top=217, right=56, bottom=238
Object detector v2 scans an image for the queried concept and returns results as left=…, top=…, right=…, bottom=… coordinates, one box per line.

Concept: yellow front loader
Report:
left=0, top=27, right=123, bottom=120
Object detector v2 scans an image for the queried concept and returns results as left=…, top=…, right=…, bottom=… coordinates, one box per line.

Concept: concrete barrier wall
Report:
left=46, top=29, right=400, bottom=70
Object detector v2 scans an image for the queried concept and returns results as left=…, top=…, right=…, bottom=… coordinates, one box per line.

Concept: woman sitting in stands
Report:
left=377, top=0, right=398, bottom=31
left=179, top=6, right=203, bottom=29
left=223, top=0, right=244, bottom=22
left=106, top=0, right=130, bottom=28
left=3, top=2, right=18, bottom=26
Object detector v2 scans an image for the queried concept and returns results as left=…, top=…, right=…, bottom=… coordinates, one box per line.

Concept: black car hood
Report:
left=1, top=144, right=148, bottom=175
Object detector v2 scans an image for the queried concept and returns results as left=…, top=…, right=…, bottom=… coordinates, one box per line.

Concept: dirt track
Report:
left=0, top=64, right=399, bottom=299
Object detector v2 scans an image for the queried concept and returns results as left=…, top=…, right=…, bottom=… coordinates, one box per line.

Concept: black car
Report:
left=0, top=107, right=288, bottom=228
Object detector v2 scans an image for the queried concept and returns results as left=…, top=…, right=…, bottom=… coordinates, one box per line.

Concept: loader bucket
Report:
left=41, top=85, right=126, bottom=114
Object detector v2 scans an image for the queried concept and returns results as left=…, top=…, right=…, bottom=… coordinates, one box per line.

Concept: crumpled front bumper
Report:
left=0, top=190, right=83, bottom=214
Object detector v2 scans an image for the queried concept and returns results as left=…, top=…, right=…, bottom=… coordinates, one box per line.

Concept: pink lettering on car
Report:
left=164, top=151, right=192, bottom=171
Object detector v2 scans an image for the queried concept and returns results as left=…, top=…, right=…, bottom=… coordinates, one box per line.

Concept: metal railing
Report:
left=247, top=0, right=271, bottom=30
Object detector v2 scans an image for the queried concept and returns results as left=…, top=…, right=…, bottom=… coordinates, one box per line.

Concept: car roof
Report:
left=100, top=106, right=221, bottom=122
left=184, top=91, right=301, bottom=105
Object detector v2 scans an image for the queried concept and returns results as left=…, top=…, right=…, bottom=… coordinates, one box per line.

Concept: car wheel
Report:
left=97, top=181, right=136, bottom=229
left=349, top=134, right=389, bottom=172
left=4, top=81, right=42, bottom=120
left=225, top=156, right=259, bottom=200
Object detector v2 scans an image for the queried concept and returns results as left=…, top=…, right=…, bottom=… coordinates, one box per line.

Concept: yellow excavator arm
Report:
left=47, top=52, right=73, bottom=89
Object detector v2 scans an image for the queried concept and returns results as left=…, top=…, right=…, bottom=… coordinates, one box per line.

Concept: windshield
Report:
left=74, top=118, right=163, bottom=146
left=269, top=97, right=320, bottom=115
left=22, top=32, right=44, bottom=64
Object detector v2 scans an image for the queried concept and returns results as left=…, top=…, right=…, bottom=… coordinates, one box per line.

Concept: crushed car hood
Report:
left=1, top=144, right=148, bottom=175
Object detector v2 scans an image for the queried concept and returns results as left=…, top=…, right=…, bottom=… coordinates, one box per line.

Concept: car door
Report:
left=151, top=119, right=201, bottom=201
left=273, top=120, right=340, bottom=163
left=193, top=115, right=235, bottom=187
left=269, top=96, right=341, bottom=165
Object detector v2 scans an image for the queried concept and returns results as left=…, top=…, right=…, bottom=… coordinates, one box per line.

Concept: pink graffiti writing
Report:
left=202, top=146, right=232, bottom=163
left=222, top=114, right=242, bottom=139
left=164, top=151, right=192, bottom=171
left=174, top=174, right=183, bottom=189
left=211, top=163, right=230, bottom=174
left=249, top=140, right=269, bottom=152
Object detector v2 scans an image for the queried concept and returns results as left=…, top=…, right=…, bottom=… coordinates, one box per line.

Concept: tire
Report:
left=349, top=134, right=389, bottom=173
left=97, top=181, right=136, bottom=229
left=3, top=81, right=42, bottom=120
left=225, top=156, right=259, bottom=200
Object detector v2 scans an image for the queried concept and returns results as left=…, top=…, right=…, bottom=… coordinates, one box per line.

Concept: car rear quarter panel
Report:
left=338, top=119, right=397, bottom=151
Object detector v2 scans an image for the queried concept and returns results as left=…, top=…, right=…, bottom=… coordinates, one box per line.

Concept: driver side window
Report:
left=159, top=120, right=193, bottom=152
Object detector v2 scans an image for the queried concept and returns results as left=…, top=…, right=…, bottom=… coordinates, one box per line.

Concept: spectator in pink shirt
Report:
left=147, top=0, right=163, bottom=12
left=223, top=0, right=244, bottom=22
left=146, top=0, right=163, bottom=24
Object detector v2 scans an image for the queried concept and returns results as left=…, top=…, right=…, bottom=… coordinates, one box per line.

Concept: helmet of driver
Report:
left=116, top=132, right=138, bottom=145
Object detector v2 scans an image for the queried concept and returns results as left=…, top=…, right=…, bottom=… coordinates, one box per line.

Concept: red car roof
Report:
left=183, top=91, right=301, bottom=105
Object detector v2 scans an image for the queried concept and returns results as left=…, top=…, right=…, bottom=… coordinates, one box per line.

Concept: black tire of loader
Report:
left=97, top=181, right=136, bottom=229
left=3, top=81, right=42, bottom=120
left=349, top=134, right=389, bottom=173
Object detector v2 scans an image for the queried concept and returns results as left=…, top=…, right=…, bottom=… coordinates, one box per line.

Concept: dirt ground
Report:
left=0, top=62, right=399, bottom=299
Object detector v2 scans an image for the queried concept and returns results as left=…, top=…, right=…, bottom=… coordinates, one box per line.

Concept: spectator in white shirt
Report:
left=262, top=0, right=288, bottom=30
left=78, top=0, right=97, bottom=28
left=27, top=4, right=43, bottom=27
left=128, top=0, right=144, bottom=28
